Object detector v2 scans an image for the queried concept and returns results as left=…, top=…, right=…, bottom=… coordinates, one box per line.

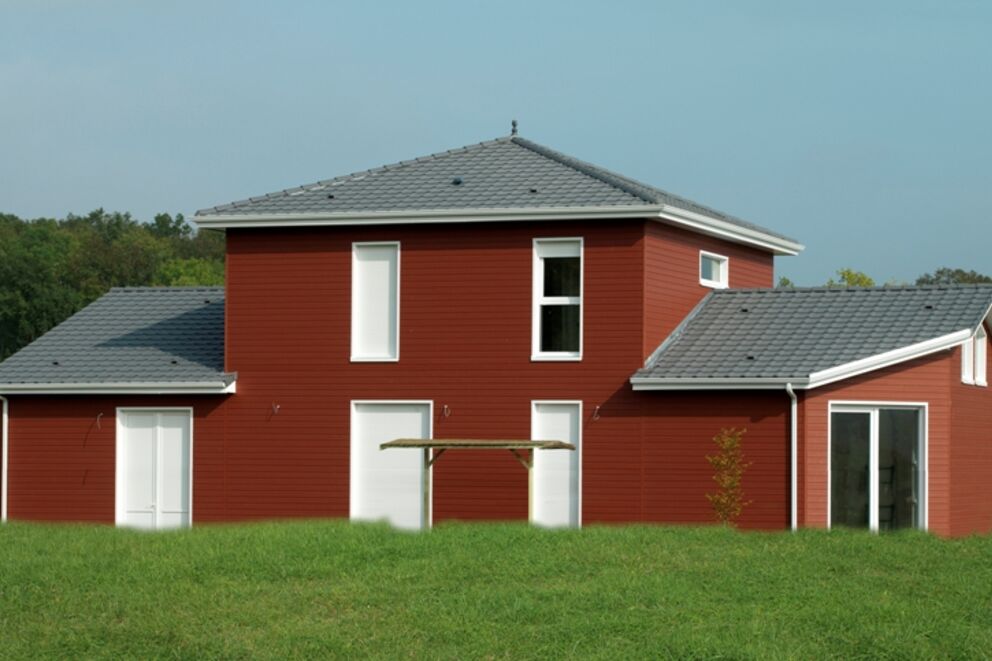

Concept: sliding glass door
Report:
left=830, top=405, right=924, bottom=531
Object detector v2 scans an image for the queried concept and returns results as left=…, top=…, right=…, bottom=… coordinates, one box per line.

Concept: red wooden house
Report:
left=1, top=131, right=990, bottom=535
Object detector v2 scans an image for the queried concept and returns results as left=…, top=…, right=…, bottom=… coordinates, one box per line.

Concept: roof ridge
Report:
left=196, top=136, right=515, bottom=216
left=109, top=286, right=225, bottom=293
left=509, top=136, right=660, bottom=204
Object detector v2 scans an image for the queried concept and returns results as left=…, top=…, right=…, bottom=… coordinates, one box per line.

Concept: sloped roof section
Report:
left=195, top=134, right=800, bottom=252
left=633, top=285, right=992, bottom=389
left=0, top=287, right=234, bottom=393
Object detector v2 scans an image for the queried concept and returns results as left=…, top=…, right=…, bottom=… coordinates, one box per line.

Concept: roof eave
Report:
left=194, top=205, right=802, bottom=255
left=630, top=377, right=809, bottom=391
left=0, top=379, right=237, bottom=395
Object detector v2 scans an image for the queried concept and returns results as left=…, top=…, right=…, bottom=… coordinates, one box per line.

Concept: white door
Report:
left=532, top=402, right=581, bottom=528
left=117, top=410, right=191, bottom=529
left=351, top=402, right=431, bottom=530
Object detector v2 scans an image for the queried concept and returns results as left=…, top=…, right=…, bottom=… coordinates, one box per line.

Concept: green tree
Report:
left=826, top=268, right=875, bottom=288
left=776, top=276, right=795, bottom=288
left=0, top=209, right=226, bottom=360
left=915, top=267, right=992, bottom=286
left=706, top=428, right=752, bottom=526
left=154, top=258, right=225, bottom=286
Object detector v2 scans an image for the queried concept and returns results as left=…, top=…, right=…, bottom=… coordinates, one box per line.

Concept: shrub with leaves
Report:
left=706, top=427, right=752, bottom=526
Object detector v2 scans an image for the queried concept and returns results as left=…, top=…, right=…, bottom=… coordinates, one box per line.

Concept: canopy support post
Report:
left=423, top=448, right=431, bottom=530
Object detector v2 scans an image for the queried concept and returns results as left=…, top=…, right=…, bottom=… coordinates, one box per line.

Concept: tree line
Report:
left=0, top=209, right=223, bottom=360
left=778, top=267, right=992, bottom=289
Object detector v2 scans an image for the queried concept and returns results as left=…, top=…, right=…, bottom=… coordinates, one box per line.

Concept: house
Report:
left=1, top=130, right=990, bottom=535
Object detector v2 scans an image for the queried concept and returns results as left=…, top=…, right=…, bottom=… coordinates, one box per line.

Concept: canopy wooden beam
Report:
left=379, top=438, right=575, bottom=529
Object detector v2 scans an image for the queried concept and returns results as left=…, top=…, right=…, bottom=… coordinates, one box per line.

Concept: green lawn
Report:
left=1, top=522, right=990, bottom=659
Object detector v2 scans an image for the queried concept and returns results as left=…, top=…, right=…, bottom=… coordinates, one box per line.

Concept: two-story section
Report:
left=193, top=133, right=801, bottom=528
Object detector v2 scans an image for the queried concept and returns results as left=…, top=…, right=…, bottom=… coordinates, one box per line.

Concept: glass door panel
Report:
left=878, top=409, right=921, bottom=530
left=830, top=412, right=871, bottom=528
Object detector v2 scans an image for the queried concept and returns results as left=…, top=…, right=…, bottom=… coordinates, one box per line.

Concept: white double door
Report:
left=116, top=410, right=192, bottom=529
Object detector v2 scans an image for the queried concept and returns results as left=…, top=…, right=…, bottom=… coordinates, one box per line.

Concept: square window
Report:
left=700, top=251, right=729, bottom=289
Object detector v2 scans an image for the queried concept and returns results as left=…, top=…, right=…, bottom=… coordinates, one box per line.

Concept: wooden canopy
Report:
left=380, top=438, right=573, bottom=469
left=378, top=439, right=575, bottom=528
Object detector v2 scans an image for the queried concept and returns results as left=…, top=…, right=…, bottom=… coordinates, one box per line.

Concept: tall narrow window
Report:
left=533, top=238, right=582, bottom=360
left=699, top=251, right=729, bottom=289
left=352, top=242, right=399, bottom=361
left=976, top=326, right=988, bottom=387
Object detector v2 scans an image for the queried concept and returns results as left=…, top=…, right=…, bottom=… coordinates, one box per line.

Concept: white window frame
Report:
left=532, top=237, right=583, bottom=361
left=826, top=401, right=928, bottom=532
left=975, top=326, right=987, bottom=387
left=115, top=407, right=194, bottom=529
left=351, top=241, right=400, bottom=362
left=699, top=250, right=729, bottom=289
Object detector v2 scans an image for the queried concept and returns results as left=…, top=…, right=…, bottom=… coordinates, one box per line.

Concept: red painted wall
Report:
left=6, top=218, right=785, bottom=528
left=5, top=396, right=226, bottom=522
left=798, top=351, right=955, bottom=535
left=642, top=222, right=774, bottom=360
left=949, top=325, right=992, bottom=536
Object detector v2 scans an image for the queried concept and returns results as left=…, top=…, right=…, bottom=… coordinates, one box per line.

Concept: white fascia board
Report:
left=194, top=204, right=802, bottom=255
left=806, top=329, right=972, bottom=390
left=656, top=205, right=804, bottom=256
left=194, top=205, right=661, bottom=229
left=0, top=380, right=236, bottom=395
left=630, top=377, right=809, bottom=391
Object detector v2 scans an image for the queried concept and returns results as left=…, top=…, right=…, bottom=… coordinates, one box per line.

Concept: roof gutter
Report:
left=1, top=395, right=7, bottom=522
left=630, top=377, right=810, bottom=390
left=194, top=205, right=803, bottom=256
left=0, top=380, right=236, bottom=395
left=785, top=383, right=798, bottom=531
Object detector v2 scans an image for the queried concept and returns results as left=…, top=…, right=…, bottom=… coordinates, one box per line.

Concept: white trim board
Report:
left=0, top=381, right=236, bottom=395
left=194, top=206, right=803, bottom=256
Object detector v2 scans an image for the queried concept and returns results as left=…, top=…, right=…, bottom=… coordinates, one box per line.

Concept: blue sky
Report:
left=2, top=1, right=989, bottom=285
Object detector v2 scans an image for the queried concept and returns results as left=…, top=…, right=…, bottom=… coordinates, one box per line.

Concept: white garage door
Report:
left=532, top=401, right=581, bottom=528
left=351, top=402, right=431, bottom=530
left=116, top=409, right=192, bottom=530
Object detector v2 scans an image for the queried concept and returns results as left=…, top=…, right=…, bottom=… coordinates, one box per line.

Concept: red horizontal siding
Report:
left=800, top=351, right=954, bottom=535
left=7, top=219, right=789, bottom=529
left=949, top=327, right=992, bottom=536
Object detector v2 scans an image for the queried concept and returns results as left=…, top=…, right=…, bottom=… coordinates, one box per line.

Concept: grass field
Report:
left=1, top=522, right=991, bottom=659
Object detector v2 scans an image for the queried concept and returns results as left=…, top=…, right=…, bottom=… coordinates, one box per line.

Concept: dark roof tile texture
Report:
left=196, top=135, right=796, bottom=243
left=0, top=287, right=229, bottom=385
left=636, top=285, right=992, bottom=380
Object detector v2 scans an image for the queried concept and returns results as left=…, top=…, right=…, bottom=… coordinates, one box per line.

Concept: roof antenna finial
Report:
left=511, top=119, right=518, bottom=136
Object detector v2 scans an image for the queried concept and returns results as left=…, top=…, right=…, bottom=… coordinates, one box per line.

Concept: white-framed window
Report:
left=828, top=402, right=927, bottom=532
left=961, top=326, right=987, bottom=387
left=532, top=238, right=583, bottom=361
left=977, top=327, right=988, bottom=386
left=699, top=251, right=729, bottom=289
left=351, top=242, right=400, bottom=362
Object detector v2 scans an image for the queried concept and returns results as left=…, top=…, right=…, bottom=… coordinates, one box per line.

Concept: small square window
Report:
left=700, top=251, right=729, bottom=289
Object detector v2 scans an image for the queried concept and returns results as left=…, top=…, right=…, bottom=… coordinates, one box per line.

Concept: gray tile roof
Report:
left=196, top=135, right=797, bottom=243
left=0, top=287, right=231, bottom=386
left=635, top=285, right=992, bottom=382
